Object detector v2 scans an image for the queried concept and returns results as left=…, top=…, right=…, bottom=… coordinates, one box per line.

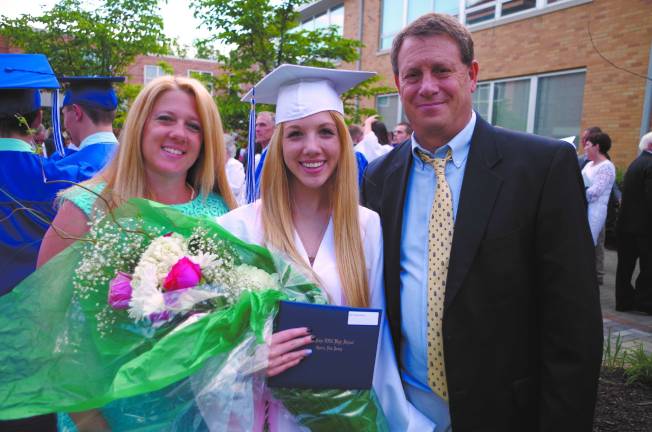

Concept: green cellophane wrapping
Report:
left=0, top=198, right=388, bottom=431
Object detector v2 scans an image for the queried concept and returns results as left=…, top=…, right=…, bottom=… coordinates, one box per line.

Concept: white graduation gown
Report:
left=217, top=201, right=434, bottom=431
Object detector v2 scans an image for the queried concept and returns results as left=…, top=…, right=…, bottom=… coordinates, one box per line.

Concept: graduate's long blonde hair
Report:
left=73, top=75, right=236, bottom=211
left=260, top=111, right=369, bottom=308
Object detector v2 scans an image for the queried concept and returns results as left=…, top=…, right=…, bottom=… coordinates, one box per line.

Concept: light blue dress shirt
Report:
left=79, top=131, right=118, bottom=149
left=399, top=112, right=476, bottom=430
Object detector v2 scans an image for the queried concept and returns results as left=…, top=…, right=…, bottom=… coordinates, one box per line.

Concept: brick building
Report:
left=0, top=35, right=221, bottom=94
left=126, top=54, right=221, bottom=91
left=300, top=0, right=652, bottom=168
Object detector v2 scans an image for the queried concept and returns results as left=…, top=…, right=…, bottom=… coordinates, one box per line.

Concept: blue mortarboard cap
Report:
left=0, top=54, right=68, bottom=156
left=61, top=75, right=126, bottom=110
left=0, top=54, right=60, bottom=115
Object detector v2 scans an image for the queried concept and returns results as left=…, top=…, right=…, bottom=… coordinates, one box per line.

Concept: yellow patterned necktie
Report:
left=417, top=148, right=453, bottom=401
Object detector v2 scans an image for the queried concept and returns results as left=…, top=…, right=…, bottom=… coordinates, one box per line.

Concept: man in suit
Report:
left=615, top=132, right=652, bottom=314
left=361, top=13, right=603, bottom=431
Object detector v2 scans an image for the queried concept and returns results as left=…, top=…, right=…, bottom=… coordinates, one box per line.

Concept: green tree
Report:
left=0, top=0, right=170, bottom=76
left=191, top=0, right=390, bottom=131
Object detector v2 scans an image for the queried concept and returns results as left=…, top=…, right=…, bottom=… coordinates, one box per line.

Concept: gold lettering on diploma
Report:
left=312, top=336, right=356, bottom=353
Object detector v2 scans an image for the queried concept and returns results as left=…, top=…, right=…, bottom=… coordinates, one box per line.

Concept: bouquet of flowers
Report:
left=0, top=198, right=387, bottom=431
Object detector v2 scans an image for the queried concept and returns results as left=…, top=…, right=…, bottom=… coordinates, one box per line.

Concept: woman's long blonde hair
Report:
left=260, top=111, right=369, bottom=307
left=75, top=75, right=236, bottom=211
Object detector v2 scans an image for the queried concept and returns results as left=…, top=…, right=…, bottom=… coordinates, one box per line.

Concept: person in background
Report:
left=253, top=111, right=275, bottom=168
left=362, top=13, right=602, bottom=431
left=372, top=119, right=391, bottom=145
left=354, top=114, right=393, bottom=163
left=578, top=126, right=602, bottom=168
left=392, top=122, right=412, bottom=146
left=348, top=124, right=369, bottom=185
left=224, top=132, right=246, bottom=204
left=0, top=52, right=67, bottom=432
left=219, top=64, right=432, bottom=431
left=615, top=131, right=652, bottom=314
left=54, top=76, right=123, bottom=179
left=348, top=123, right=364, bottom=145
left=578, top=126, right=620, bottom=284
left=581, top=131, right=616, bottom=293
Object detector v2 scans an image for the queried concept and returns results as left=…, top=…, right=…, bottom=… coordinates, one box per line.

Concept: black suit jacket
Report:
left=617, top=151, right=652, bottom=236
left=361, top=115, right=603, bottom=431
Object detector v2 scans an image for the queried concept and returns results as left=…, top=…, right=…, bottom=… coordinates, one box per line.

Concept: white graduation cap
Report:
left=241, top=64, right=375, bottom=124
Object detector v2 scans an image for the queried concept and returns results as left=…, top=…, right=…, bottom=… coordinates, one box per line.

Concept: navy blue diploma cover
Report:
left=268, top=301, right=382, bottom=390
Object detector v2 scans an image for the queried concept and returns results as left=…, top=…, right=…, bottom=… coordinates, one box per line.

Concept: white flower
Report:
left=231, top=264, right=279, bottom=293
left=189, top=252, right=220, bottom=270
left=130, top=261, right=166, bottom=320
left=138, top=234, right=188, bottom=286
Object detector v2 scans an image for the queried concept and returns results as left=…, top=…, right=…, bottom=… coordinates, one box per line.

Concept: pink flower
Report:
left=163, top=257, right=202, bottom=292
left=108, top=272, right=133, bottom=309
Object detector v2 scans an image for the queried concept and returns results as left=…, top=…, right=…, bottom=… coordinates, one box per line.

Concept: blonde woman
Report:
left=37, top=75, right=236, bottom=431
left=38, top=75, right=236, bottom=265
left=218, top=65, right=432, bottom=431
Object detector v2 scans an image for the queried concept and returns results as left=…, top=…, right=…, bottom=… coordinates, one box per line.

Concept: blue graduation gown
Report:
left=0, top=141, right=116, bottom=295
left=48, top=142, right=117, bottom=182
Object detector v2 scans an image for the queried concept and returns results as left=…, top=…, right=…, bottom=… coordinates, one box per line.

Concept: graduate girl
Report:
left=218, top=64, right=433, bottom=431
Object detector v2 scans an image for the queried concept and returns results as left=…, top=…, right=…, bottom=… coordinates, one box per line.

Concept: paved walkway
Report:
left=600, top=249, right=652, bottom=354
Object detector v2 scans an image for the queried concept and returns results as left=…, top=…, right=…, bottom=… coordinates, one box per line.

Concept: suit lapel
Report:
left=445, top=117, right=503, bottom=310
left=381, top=142, right=413, bottom=341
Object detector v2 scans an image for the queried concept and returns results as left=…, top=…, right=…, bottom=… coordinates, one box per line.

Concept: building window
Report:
left=188, top=69, right=214, bottom=92
left=492, top=78, right=530, bottom=132
left=473, top=69, right=586, bottom=140
left=534, top=72, right=586, bottom=138
left=380, top=0, right=572, bottom=50
left=144, top=65, right=165, bottom=84
left=380, top=0, right=460, bottom=50
left=376, top=93, right=404, bottom=131
left=301, top=4, right=344, bottom=35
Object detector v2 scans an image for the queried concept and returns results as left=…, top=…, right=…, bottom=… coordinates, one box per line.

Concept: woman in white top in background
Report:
left=217, top=64, right=433, bottom=431
left=581, top=131, right=616, bottom=245
left=223, top=133, right=246, bottom=205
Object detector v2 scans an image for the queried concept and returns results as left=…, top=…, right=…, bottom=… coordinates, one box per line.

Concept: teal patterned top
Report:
left=62, top=182, right=229, bottom=218
left=57, top=182, right=228, bottom=432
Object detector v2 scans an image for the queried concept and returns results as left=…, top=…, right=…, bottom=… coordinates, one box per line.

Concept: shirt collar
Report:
left=0, top=138, right=35, bottom=153
left=411, top=111, right=476, bottom=169
left=79, top=131, right=118, bottom=150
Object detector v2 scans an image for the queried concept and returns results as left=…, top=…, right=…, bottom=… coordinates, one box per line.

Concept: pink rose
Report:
left=163, top=257, right=202, bottom=291
left=108, top=272, right=133, bottom=309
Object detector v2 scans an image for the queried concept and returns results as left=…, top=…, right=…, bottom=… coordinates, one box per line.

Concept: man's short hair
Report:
left=396, top=122, right=413, bottom=135
left=257, top=111, right=275, bottom=124
left=391, top=13, right=474, bottom=76
left=76, top=103, right=116, bottom=126
left=639, top=131, right=652, bottom=151
left=348, top=124, right=363, bottom=142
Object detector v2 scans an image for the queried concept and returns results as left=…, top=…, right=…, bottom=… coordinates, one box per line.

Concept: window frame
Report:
left=187, top=69, right=214, bottom=93
left=375, top=92, right=404, bottom=130
left=474, top=68, right=587, bottom=136
left=143, top=64, right=165, bottom=84
left=301, top=3, right=344, bottom=35
left=379, top=0, right=587, bottom=52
